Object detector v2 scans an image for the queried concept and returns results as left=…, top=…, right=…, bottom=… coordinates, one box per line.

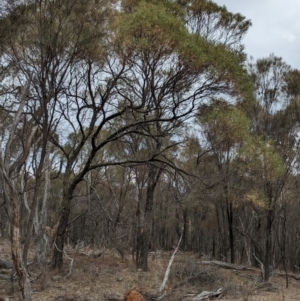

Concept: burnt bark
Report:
left=264, top=210, right=273, bottom=281
left=52, top=186, right=73, bottom=269
left=136, top=165, right=162, bottom=271
left=264, top=183, right=274, bottom=282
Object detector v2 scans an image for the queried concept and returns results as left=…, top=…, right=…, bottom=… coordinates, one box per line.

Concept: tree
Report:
left=0, top=0, right=114, bottom=298
left=245, top=55, right=300, bottom=281
left=197, top=99, right=253, bottom=262
left=0, top=78, right=35, bottom=301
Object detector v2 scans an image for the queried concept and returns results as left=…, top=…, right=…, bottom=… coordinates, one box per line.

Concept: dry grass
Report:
left=0, top=239, right=299, bottom=301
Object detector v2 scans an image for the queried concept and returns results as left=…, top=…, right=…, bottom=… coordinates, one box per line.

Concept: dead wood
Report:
left=158, top=235, right=182, bottom=294
left=276, top=271, right=300, bottom=280
left=201, top=260, right=255, bottom=271
left=192, top=288, right=223, bottom=301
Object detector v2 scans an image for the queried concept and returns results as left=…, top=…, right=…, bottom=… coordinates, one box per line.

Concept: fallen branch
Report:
left=276, top=271, right=300, bottom=280
left=192, top=288, right=223, bottom=301
left=158, top=235, right=182, bottom=294
left=201, top=260, right=255, bottom=271
left=252, top=253, right=264, bottom=278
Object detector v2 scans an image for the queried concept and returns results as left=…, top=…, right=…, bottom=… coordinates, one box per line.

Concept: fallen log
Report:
left=201, top=260, right=255, bottom=271
left=275, top=271, right=300, bottom=280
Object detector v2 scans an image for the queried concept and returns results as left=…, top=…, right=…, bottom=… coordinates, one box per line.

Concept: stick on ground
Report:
left=158, top=235, right=182, bottom=294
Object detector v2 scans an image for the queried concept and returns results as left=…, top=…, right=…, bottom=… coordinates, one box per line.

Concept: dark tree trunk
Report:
left=264, top=210, right=272, bottom=281
left=227, top=200, right=235, bottom=263
left=215, top=204, right=227, bottom=260
left=264, top=183, right=274, bottom=282
left=52, top=190, right=72, bottom=269
left=182, top=209, right=188, bottom=250
left=136, top=231, right=150, bottom=271
left=136, top=165, right=161, bottom=271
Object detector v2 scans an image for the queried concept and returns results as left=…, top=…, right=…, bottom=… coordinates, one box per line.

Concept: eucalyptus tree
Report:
left=197, top=100, right=252, bottom=263
left=0, top=0, right=114, bottom=298
left=102, top=0, right=251, bottom=269
left=0, top=80, right=35, bottom=301
left=245, top=55, right=300, bottom=281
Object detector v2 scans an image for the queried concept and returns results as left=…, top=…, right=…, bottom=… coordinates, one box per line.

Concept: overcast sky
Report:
left=213, top=0, right=300, bottom=69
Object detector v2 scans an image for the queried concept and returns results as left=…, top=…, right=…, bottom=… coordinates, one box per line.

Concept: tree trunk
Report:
left=3, top=179, right=33, bottom=301
left=11, top=203, right=32, bottom=301
left=35, top=145, right=51, bottom=265
left=264, top=209, right=272, bottom=281
left=0, top=170, right=33, bottom=300
left=23, top=137, right=48, bottom=266
left=227, top=200, right=235, bottom=263
left=264, top=183, right=274, bottom=282
left=136, top=231, right=150, bottom=271
left=215, top=204, right=226, bottom=260
left=136, top=165, right=161, bottom=271
left=182, top=209, right=188, bottom=250
left=52, top=185, right=72, bottom=269
left=224, top=182, right=235, bottom=264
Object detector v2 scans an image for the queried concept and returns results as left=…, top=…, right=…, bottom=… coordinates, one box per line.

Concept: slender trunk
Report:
left=52, top=180, right=73, bottom=269
left=239, top=217, right=251, bottom=265
left=0, top=77, right=33, bottom=300
left=11, top=200, right=32, bottom=301
left=224, top=182, right=235, bottom=264
left=22, top=144, right=48, bottom=266
left=182, top=209, right=188, bottom=250
left=264, top=210, right=272, bottom=281
left=0, top=171, right=33, bottom=300
left=281, top=208, right=288, bottom=288
left=4, top=181, right=32, bottom=301
left=264, top=183, right=274, bottom=282
left=227, top=200, right=235, bottom=263
left=215, top=204, right=226, bottom=260
left=136, top=165, right=161, bottom=271
left=35, top=145, right=51, bottom=264
left=136, top=230, right=150, bottom=271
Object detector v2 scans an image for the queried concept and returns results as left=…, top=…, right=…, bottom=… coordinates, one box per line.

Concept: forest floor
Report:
left=0, top=239, right=299, bottom=301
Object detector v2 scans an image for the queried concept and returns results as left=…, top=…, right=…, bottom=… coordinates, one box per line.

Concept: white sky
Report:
left=213, top=0, right=300, bottom=69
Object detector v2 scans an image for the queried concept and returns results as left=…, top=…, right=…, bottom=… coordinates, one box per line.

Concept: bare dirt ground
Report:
left=0, top=239, right=299, bottom=301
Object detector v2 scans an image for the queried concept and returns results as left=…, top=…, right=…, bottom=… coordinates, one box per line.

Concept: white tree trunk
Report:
left=0, top=78, right=34, bottom=301
left=35, top=143, right=51, bottom=265
left=159, top=235, right=182, bottom=294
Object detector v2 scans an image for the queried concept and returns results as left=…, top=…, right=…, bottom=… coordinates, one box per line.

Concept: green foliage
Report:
left=116, top=0, right=253, bottom=102
left=199, top=99, right=251, bottom=151
left=248, top=54, right=291, bottom=109
left=187, top=0, right=251, bottom=35
left=122, top=0, right=184, bottom=17
left=283, top=69, right=300, bottom=98
left=0, top=0, right=111, bottom=63
left=116, top=1, right=187, bottom=55
left=239, top=136, right=285, bottom=181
